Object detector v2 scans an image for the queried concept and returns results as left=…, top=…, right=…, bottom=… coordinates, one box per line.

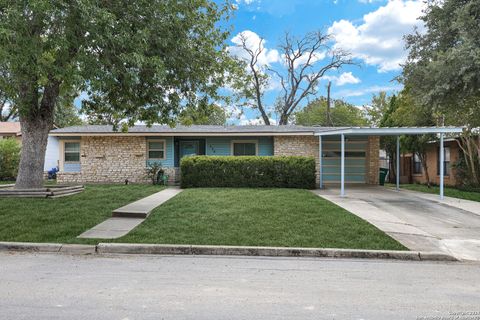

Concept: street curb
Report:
left=0, top=242, right=96, bottom=255
left=0, top=241, right=458, bottom=261
left=96, top=243, right=458, bottom=262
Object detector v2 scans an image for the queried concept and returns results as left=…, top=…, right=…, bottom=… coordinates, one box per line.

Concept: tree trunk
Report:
left=278, top=113, right=288, bottom=125
left=421, top=155, right=430, bottom=188
left=15, top=116, right=52, bottom=189
left=15, top=80, right=58, bottom=189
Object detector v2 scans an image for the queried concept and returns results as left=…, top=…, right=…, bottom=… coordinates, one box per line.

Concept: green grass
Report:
left=117, top=188, right=406, bottom=250
left=394, top=183, right=480, bottom=202
left=0, top=184, right=164, bottom=244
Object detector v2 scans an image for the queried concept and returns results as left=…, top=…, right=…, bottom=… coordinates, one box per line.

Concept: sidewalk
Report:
left=78, top=187, right=183, bottom=239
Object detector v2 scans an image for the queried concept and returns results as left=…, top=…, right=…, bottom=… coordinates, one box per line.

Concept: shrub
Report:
left=180, top=155, right=316, bottom=189
left=0, top=138, right=21, bottom=180
left=145, top=162, right=165, bottom=185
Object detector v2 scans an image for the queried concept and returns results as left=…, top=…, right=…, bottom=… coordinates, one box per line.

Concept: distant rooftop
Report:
left=0, top=122, right=21, bottom=135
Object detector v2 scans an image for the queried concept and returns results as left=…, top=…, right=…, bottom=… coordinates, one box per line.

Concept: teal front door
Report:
left=180, top=141, right=200, bottom=158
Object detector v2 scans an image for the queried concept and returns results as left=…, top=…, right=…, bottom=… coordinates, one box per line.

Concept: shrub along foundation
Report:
left=180, top=155, right=316, bottom=189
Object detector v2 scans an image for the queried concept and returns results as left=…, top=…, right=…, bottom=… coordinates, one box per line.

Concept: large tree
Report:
left=295, top=97, right=368, bottom=127
left=234, top=31, right=353, bottom=125
left=0, top=0, right=236, bottom=188
left=403, top=0, right=480, bottom=186
left=392, top=88, right=436, bottom=187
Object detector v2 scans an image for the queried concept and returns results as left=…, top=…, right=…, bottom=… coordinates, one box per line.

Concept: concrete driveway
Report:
left=314, top=186, right=480, bottom=261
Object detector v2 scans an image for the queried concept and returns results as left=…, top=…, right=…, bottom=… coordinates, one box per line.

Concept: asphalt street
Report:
left=0, top=252, right=479, bottom=320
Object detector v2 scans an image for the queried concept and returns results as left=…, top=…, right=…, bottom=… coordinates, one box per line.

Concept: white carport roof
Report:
left=314, top=126, right=464, bottom=136
left=315, top=126, right=465, bottom=200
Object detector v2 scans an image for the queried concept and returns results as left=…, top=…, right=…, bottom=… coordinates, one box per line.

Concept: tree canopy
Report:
left=402, top=0, right=480, bottom=127
left=295, top=97, right=368, bottom=127
left=178, top=103, right=227, bottom=126
left=0, top=0, right=238, bottom=188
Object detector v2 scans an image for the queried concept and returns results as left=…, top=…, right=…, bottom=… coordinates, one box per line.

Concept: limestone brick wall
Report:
left=57, top=136, right=149, bottom=184
left=366, top=136, right=380, bottom=185
left=274, top=135, right=320, bottom=184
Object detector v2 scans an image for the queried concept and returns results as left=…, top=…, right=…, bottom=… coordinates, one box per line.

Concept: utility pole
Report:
left=326, top=81, right=333, bottom=126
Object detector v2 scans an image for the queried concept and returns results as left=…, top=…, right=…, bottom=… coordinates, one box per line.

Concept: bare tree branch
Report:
left=236, top=33, right=271, bottom=125
left=235, top=30, right=356, bottom=125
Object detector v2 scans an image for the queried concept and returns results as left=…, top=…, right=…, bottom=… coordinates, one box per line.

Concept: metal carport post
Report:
left=314, top=126, right=464, bottom=199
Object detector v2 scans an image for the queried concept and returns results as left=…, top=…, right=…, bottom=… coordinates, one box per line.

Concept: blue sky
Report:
left=223, top=0, right=425, bottom=124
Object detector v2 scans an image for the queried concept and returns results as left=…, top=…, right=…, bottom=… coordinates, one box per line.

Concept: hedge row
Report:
left=180, top=155, right=316, bottom=189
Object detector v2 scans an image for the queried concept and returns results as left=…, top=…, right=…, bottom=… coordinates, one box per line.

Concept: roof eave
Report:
left=314, top=127, right=465, bottom=136
left=49, top=131, right=317, bottom=137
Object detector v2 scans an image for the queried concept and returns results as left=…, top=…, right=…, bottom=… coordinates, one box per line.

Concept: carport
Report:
left=315, top=127, right=464, bottom=199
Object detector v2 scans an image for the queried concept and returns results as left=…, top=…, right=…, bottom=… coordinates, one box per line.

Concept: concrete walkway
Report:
left=78, top=187, right=183, bottom=239
left=112, top=187, right=183, bottom=218
left=313, top=186, right=480, bottom=261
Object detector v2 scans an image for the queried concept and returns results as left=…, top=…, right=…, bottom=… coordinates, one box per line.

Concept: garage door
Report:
left=321, top=136, right=367, bottom=184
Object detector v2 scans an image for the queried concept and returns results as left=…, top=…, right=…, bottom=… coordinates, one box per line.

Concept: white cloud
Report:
left=328, top=0, right=425, bottom=72
left=323, top=72, right=361, bottom=86
left=229, top=30, right=280, bottom=67
left=235, top=0, right=257, bottom=5
left=285, top=51, right=326, bottom=70
left=334, top=84, right=402, bottom=98
left=358, top=0, right=385, bottom=3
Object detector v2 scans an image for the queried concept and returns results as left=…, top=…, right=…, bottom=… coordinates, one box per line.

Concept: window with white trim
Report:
left=147, top=140, right=166, bottom=160
left=413, top=153, right=422, bottom=174
left=437, top=146, right=450, bottom=176
left=64, top=142, right=80, bottom=163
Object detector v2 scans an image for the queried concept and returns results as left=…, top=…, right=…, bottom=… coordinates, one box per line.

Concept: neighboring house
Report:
left=0, top=122, right=22, bottom=141
left=49, top=125, right=381, bottom=185
left=401, top=137, right=476, bottom=186
left=0, top=121, right=60, bottom=172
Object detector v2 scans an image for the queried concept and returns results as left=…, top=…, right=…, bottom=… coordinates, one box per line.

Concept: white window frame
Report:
left=60, top=140, right=81, bottom=171
left=413, top=153, right=423, bottom=175
left=437, top=146, right=451, bottom=177
left=231, top=140, right=258, bottom=156
left=147, top=139, right=166, bottom=160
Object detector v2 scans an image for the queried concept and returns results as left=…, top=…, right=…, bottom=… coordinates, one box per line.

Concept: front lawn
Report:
left=118, top=188, right=406, bottom=250
left=0, top=184, right=164, bottom=244
left=396, top=184, right=480, bottom=202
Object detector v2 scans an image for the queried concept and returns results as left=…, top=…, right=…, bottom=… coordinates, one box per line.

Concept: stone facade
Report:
left=58, top=136, right=153, bottom=184
left=366, top=136, right=380, bottom=185
left=57, top=134, right=381, bottom=186
left=274, top=135, right=320, bottom=184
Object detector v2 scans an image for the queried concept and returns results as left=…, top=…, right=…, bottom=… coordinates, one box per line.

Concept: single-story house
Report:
left=399, top=136, right=479, bottom=186
left=0, top=122, right=22, bottom=142
left=48, top=125, right=463, bottom=198
left=0, top=121, right=60, bottom=172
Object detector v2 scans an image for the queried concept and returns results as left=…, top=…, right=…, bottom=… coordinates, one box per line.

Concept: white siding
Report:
left=44, top=136, right=60, bottom=171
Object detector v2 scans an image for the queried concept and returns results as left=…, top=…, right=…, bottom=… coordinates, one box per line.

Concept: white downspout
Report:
left=341, top=134, right=345, bottom=197
left=396, top=136, right=400, bottom=191
left=440, top=133, right=444, bottom=200
left=319, top=135, right=323, bottom=189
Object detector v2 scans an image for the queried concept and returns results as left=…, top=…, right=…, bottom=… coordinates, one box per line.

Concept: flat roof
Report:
left=50, top=125, right=346, bottom=137
left=49, top=125, right=465, bottom=137
left=314, top=126, right=464, bottom=136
